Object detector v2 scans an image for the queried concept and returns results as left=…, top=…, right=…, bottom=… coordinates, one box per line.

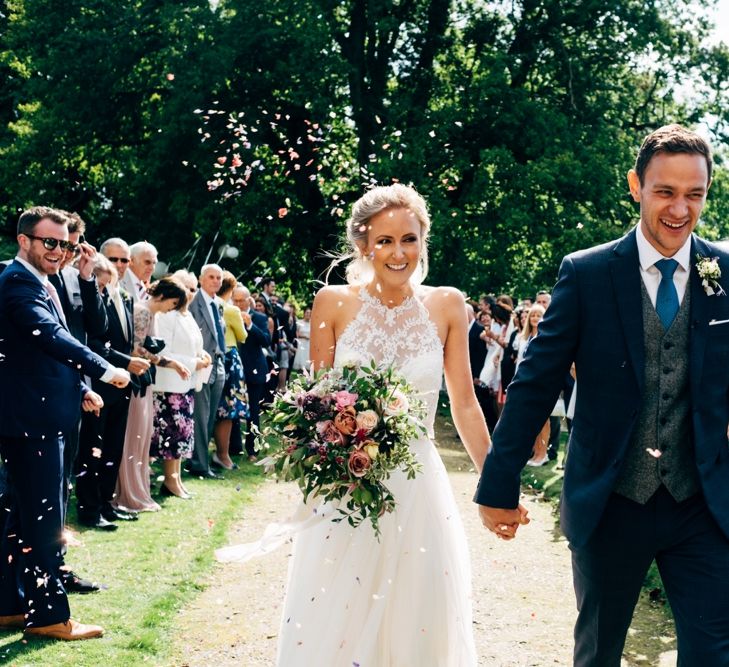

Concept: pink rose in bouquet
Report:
left=348, top=449, right=372, bottom=477
left=355, top=409, right=379, bottom=433
left=334, top=406, right=358, bottom=435
left=316, top=419, right=345, bottom=444
left=333, top=390, right=358, bottom=410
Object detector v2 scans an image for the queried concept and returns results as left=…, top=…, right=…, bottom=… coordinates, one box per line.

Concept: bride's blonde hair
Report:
left=327, top=183, right=432, bottom=286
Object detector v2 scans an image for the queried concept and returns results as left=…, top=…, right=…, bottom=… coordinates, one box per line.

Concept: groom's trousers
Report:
left=570, top=486, right=729, bottom=667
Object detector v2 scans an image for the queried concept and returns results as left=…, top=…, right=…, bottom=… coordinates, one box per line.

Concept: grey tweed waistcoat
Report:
left=613, top=281, right=700, bottom=504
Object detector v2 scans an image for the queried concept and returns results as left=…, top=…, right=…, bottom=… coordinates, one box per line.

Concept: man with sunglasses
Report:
left=99, top=237, right=132, bottom=282
left=0, top=206, right=131, bottom=641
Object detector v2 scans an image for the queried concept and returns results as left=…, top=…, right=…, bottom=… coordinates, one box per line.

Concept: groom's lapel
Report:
left=689, top=234, right=709, bottom=397
left=608, top=228, right=645, bottom=393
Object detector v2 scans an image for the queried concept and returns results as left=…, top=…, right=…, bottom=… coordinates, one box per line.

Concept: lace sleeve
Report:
left=132, top=304, right=154, bottom=359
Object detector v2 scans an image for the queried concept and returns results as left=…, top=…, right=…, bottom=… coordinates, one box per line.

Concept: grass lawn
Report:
left=0, top=459, right=265, bottom=666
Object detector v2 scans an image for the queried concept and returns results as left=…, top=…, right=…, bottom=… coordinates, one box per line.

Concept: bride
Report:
left=220, top=184, right=523, bottom=665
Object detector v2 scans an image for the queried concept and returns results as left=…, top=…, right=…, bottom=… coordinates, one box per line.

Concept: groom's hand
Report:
left=478, top=504, right=530, bottom=540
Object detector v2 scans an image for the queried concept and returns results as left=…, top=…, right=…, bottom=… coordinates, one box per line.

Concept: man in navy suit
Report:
left=232, top=284, right=272, bottom=459
left=476, top=125, right=729, bottom=665
left=76, top=253, right=151, bottom=530
left=0, top=207, right=130, bottom=641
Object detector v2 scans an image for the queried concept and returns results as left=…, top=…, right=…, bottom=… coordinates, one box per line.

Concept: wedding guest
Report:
left=292, top=305, right=312, bottom=371
left=46, top=213, right=110, bottom=587
left=254, top=296, right=278, bottom=405
left=535, top=290, right=551, bottom=309
left=120, top=241, right=157, bottom=302
left=259, top=278, right=296, bottom=393
left=77, top=256, right=150, bottom=530
left=212, top=271, right=248, bottom=470
left=152, top=270, right=211, bottom=499
left=517, top=305, right=550, bottom=466
left=501, top=306, right=525, bottom=392
left=188, top=264, right=226, bottom=479
left=100, top=237, right=131, bottom=285
left=233, top=285, right=271, bottom=460
left=533, top=289, right=570, bottom=461
left=0, top=206, right=130, bottom=640
left=475, top=311, right=500, bottom=432
left=115, top=277, right=190, bottom=512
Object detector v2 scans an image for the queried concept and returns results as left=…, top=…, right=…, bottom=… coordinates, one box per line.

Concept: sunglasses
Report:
left=107, top=256, right=130, bottom=264
left=24, top=234, right=77, bottom=252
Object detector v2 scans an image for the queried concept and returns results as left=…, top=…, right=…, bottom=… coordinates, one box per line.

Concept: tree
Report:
left=1, top=0, right=727, bottom=299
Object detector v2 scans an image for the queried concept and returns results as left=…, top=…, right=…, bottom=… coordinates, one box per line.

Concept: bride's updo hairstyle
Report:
left=338, top=183, right=431, bottom=286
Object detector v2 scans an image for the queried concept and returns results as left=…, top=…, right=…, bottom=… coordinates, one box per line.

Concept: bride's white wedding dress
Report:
left=219, top=288, right=477, bottom=666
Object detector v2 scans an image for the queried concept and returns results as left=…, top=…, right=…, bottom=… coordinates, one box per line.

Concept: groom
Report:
left=476, top=125, right=729, bottom=665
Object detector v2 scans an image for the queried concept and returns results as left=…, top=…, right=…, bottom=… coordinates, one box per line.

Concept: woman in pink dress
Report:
left=114, top=277, right=190, bottom=512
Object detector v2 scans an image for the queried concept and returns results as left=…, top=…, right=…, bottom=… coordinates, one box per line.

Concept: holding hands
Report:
left=479, top=504, right=530, bottom=540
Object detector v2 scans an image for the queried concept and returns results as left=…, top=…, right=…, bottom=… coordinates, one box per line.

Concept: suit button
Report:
left=662, top=367, right=671, bottom=374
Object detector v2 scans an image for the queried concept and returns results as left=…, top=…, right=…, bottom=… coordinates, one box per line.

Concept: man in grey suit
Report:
left=188, top=264, right=226, bottom=479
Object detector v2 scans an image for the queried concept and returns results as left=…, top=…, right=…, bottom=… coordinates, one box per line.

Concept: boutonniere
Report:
left=696, top=255, right=726, bottom=296
left=119, top=287, right=131, bottom=301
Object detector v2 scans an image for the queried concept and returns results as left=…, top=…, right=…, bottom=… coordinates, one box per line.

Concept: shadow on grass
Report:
left=0, top=457, right=265, bottom=666
left=434, top=393, right=676, bottom=665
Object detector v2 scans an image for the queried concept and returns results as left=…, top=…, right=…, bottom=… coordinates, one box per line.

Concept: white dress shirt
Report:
left=635, top=223, right=691, bottom=307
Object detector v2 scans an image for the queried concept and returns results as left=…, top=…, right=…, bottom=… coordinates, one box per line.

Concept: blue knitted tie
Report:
left=655, top=258, right=679, bottom=330
left=210, top=301, right=226, bottom=353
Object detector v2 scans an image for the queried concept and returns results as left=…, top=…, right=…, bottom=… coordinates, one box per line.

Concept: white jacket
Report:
left=152, top=310, right=205, bottom=393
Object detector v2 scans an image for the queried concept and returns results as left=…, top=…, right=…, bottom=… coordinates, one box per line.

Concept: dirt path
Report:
left=171, top=441, right=677, bottom=666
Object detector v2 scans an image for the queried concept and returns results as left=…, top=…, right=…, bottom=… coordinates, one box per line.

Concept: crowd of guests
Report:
left=467, top=291, right=575, bottom=467
left=76, top=240, right=311, bottom=515
left=0, top=203, right=565, bottom=642
left=0, top=207, right=311, bottom=640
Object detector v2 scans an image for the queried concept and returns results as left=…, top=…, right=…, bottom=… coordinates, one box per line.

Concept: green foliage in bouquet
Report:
left=256, top=360, right=427, bottom=536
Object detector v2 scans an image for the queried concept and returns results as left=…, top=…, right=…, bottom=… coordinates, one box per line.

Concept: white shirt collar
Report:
left=635, top=223, right=691, bottom=273
left=200, top=290, right=218, bottom=308
left=14, top=256, right=47, bottom=285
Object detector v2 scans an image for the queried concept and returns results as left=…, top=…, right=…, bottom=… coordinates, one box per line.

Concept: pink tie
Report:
left=45, top=280, right=67, bottom=326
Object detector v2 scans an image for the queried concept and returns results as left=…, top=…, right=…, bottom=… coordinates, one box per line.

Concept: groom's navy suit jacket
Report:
left=0, top=260, right=110, bottom=438
left=476, top=229, right=729, bottom=548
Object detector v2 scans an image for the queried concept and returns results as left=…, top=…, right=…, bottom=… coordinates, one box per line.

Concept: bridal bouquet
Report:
left=256, top=361, right=426, bottom=535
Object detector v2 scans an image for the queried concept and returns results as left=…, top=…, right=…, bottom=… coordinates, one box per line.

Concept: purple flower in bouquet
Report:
left=301, top=393, right=325, bottom=421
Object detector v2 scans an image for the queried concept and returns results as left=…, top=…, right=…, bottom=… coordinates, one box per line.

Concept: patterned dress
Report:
left=114, top=303, right=161, bottom=512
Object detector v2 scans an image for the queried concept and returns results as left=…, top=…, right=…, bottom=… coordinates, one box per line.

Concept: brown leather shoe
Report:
left=0, top=614, right=24, bottom=630
left=24, top=619, right=104, bottom=641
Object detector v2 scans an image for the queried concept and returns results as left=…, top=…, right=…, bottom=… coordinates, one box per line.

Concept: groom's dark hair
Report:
left=634, top=124, right=712, bottom=186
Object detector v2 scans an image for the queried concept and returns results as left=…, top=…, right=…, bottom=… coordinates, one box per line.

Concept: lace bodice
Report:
left=334, top=288, right=443, bottom=435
